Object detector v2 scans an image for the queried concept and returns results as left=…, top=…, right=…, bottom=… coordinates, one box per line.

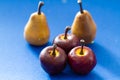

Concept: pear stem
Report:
left=64, top=26, right=71, bottom=39
left=52, top=44, right=57, bottom=57
left=80, top=39, right=85, bottom=55
left=78, top=0, right=83, bottom=13
left=38, top=1, right=44, bottom=15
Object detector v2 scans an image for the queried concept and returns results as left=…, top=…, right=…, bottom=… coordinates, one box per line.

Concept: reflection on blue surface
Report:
left=0, top=0, right=120, bottom=80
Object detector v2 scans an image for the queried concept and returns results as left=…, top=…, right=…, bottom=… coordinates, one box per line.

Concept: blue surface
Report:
left=0, top=0, right=120, bottom=80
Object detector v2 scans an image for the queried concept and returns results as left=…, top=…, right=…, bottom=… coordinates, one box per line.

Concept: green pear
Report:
left=71, top=0, right=96, bottom=44
left=24, top=1, right=50, bottom=46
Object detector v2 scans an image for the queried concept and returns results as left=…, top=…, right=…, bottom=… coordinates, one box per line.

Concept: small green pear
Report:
left=71, top=0, right=96, bottom=44
left=24, top=1, right=50, bottom=46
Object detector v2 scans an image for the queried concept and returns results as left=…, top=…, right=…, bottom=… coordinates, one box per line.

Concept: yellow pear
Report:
left=71, top=0, right=96, bottom=44
left=24, top=1, right=50, bottom=46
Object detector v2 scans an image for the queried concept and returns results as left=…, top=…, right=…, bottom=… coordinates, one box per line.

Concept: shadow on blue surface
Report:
left=27, top=41, right=52, bottom=58
left=49, top=63, right=103, bottom=80
left=88, top=42, right=120, bottom=78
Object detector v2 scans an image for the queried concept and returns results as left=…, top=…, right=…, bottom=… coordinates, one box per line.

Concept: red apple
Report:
left=68, top=39, right=97, bottom=75
left=53, top=26, right=80, bottom=54
left=39, top=44, right=67, bottom=75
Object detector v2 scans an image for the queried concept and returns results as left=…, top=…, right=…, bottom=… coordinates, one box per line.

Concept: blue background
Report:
left=0, top=0, right=120, bottom=80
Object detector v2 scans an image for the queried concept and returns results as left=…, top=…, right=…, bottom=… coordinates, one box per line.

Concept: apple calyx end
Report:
left=38, top=1, right=44, bottom=15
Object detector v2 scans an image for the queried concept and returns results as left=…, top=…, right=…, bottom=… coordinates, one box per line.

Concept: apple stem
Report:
left=78, top=0, right=83, bottom=13
left=38, top=1, right=44, bottom=15
left=80, top=39, right=85, bottom=55
left=64, top=26, right=71, bottom=39
left=52, top=44, right=57, bottom=56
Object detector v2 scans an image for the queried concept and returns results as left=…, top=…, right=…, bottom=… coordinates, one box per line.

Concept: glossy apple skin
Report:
left=68, top=46, right=97, bottom=75
left=53, top=34, right=80, bottom=54
left=40, top=46, right=67, bottom=75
